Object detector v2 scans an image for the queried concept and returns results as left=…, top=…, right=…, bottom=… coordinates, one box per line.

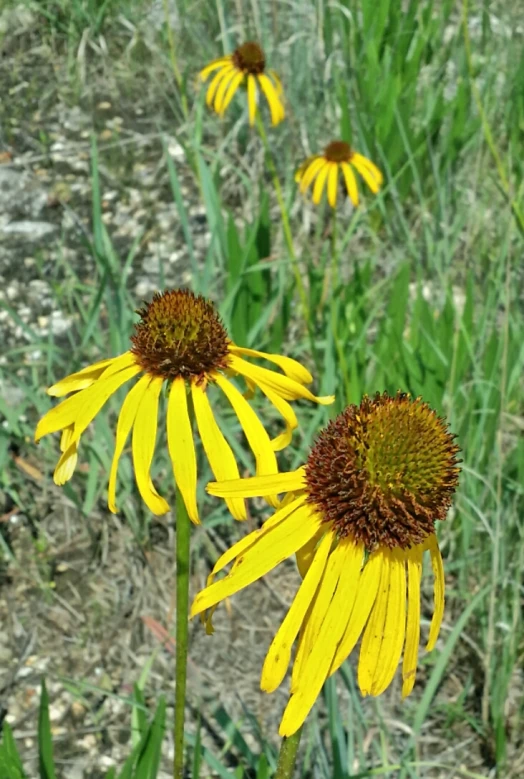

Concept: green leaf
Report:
left=38, top=681, right=57, bottom=779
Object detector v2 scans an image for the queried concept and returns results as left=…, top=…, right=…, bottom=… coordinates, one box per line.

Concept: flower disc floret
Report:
left=304, top=392, right=460, bottom=550
left=232, top=41, right=265, bottom=74
left=130, top=290, right=231, bottom=382
left=324, top=140, right=353, bottom=163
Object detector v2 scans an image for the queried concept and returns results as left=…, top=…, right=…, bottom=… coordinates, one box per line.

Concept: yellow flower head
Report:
left=192, top=392, right=460, bottom=736
left=295, top=140, right=383, bottom=208
left=200, top=42, right=285, bottom=126
left=35, top=289, right=332, bottom=524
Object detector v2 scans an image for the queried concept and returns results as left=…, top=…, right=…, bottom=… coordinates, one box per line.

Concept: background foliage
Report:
left=0, top=0, right=523, bottom=776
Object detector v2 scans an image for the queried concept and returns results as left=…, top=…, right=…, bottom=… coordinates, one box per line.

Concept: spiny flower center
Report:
left=130, top=289, right=231, bottom=381
left=233, top=42, right=266, bottom=74
left=324, top=140, right=353, bottom=164
left=304, top=392, right=460, bottom=550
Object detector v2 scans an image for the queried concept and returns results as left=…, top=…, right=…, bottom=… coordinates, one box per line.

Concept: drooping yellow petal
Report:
left=402, top=545, right=423, bottom=697
left=207, top=467, right=306, bottom=498
left=247, top=74, right=257, bottom=125
left=299, top=158, right=325, bottom=193
left=200, top=56, right=232, bottom=80
left=35, top=363, right=141, bottom=442
left=108, top=373, right=151, bottom=513
left=268, top=69, right=283, bottom=96
left=132, top=376, right=170, bottom=516
left=191, top=382, right=245, bottom=520
left=257, top=73, right=284, bottom=125
left=214, top=374, right=278, bottom=505
left=214, top=68, right=237, bottom=114
left=369, top=549, right=407, bottom=696
left=190, top=504, right=322, bottom=617
left=358, top=549, right=391, bottom=695
left=352, top=152, right=384, bottom=186
left=261, top=530, right=333, bottom=694
left=280, top=538, right=365, bottom=736
left=295, top=527, right=325, bottom=579
left=291, top=543, right=344, bottom=693
left=204, top=496, right=308, bottom=584
left=219, top=71, right=244, bottom=116
left=47, top=357, right=116, bottom=397
left=205, top=65, right=233, bottom=107
left=228, top=345, right=313, bottom=385
left=327, top=163, right=339, bottom=208
left=167, top=378, right=199, bottom=524
left=351, top=156, right=382, bottom=195
left=341, top=162, right=359, bottom=207
left=262, top=387, right=298, bottom=451
left=426, top=534, right=445, bottom=651
left=312, top=162, right=331, bottom=205
left=229, top=354, right=334, bottom=405
left=328, top=549, right=383, bottom=676
left=53, top=440, right=78, bottom=485
left=59, top=424, right=74, bottom=452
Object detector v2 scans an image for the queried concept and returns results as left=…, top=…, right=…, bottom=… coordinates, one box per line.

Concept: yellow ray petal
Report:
left=261, top=530, right=333, bottom=693
left=60, top=424, right=74, bottom=452
left=327, top=163, right=339, bottom=208
left=328, top=549, right=383, bottom=676
left=191, top=382, right=245, bottom=520
left=351, top=156, right=381, bottom=194
left=229, top=354, right=333, bottom=405
left=268, top=69, right=283, bottom=96
left=108, top=373, right=151, bottom=513
left=219, top=71, right=244, bottom=116
left=132, top=376, right=169, bottom=516
left=257, top=73, right=284, bottom=125
left=426, top=534, right=445, bottom=651
left=358, top=549, right=391, bottom=695
left=214, top=68, right=237, bottom=114
left=35, top=364, right=141, bottom=442
left=53, top=441, right=78, bottom=485
left=206, top=496, right=308, bottom=583
left=214, top=374, right=278, bottom=505
left=295, top=528, right=325, bottom=579
left=299, top=158, right=325, bottom=193
left=280, top=538, right=365, bottom=736
left=47, top=357, right=116, bottom=397
left=200, top=56, right=232, bottom=80
left=352, top=152, right=384, bottom=186
left=207, top=467, right=306, bottom=498
left=167, top=378, right=199, bottom=524
left=228, top=345, right=313, bottom=385
left=312, top=162, right=331, bottom=205
left=291, top=542, right=345, bottom=692
left=402, top=544, right=423, bottom=697
left=254, top=382, right=298, bottom=451
left=340, top=162, right=359, bottom=207
left=247, top=74, right=257, bottom=125
left=190, top=505, right=322, bottom=617
left=369, top=549, right=407, bottom=695
left=205, top=65, right=233, bottom=107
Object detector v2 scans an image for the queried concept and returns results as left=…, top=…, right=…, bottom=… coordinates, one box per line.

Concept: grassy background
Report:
left=1, top=0, right=523, bottom=776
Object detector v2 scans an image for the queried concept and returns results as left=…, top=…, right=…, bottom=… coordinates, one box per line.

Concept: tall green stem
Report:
left=255, top=114, right=310, bottom=323
left=274, top=728, right=303, bottom=779
left=173, top=486, right=191, bottom=779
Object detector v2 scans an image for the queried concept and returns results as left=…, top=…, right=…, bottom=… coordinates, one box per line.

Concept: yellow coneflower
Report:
left=200, top=42, right=285, bottom=126
left=295, top=140, right=383, bottom=208
left=191, top=392, right=460, bottom=736
left=35, top=290, right=332, bottom=524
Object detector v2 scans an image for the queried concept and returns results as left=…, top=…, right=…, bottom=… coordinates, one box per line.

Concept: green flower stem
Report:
left=255, top=114, right=310, bottom=324
left=173, top=483, right=191, bottom=778
left=274, top=728, right=303, bottom=779
left=162, top=0, right=189, bottom=120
